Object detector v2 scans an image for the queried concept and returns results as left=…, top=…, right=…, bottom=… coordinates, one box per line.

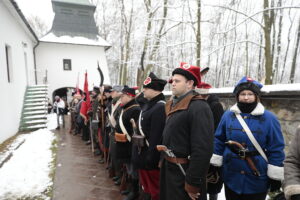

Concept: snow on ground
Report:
left=0, top=115, right=57, bottom=199
left=47, top=113, right=58, bottom=130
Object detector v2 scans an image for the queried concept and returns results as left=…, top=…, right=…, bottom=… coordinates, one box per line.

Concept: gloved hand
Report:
left=269, top=179, right=282, bottom=192
left=291, top=194, right=300, bottom=200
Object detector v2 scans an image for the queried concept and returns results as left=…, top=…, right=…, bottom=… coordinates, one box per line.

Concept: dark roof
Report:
left=52, top=0, right=94, bottom=6
left=50, top=0, right=98, bottom=39
left=10, top=0, right=39, bottom=41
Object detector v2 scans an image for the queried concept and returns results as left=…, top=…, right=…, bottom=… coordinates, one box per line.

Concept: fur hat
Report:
left=172, top=62, right=201, bottom=87
left=143, top=72, right=167, bottom=91
left=110, top=85, right=123, bottom=93
left=233, top=76, right=263, bottom=96
left=122, top=85, right=139, bottom=97
left=196, top=82, right=212, bottom=94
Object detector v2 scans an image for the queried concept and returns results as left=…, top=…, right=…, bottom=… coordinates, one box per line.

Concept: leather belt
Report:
left=229, top=146, right=261, bottom=158
left=164, top=155, right=188, bottom=164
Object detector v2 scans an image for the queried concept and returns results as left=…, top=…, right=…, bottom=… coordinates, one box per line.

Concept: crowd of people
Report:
left=52, top=62, right=300, bottom=200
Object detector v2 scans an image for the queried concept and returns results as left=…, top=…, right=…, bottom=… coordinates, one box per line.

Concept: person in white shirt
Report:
left=53, top=95, right=65, bottom=129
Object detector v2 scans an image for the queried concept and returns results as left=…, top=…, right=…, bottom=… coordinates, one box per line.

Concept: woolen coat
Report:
left=284, top=126, right=300, bottom=200
left=131, top=93, right=166, bottom=170
left=160, top=91, right=214, bottom=200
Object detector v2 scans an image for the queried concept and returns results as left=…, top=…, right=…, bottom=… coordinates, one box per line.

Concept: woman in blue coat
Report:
left=210, top=77, right=285, bottom=200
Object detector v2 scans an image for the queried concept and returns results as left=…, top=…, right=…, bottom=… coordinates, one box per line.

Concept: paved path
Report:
left=53, top=117, right=123, bottom=200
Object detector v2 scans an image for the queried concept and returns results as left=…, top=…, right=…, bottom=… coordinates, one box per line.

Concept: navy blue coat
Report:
left=211, top=103, right=285, bottom=194
left=132, top=93, right=166, bottom=169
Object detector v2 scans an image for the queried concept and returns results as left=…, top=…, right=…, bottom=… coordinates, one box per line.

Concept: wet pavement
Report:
left=52, top=117, right=123, bottom=200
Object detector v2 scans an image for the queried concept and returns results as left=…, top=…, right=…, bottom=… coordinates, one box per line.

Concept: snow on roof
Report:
left=40, top=32, right=111, bottom=47
left=163, top=83, right=300, bottom=96
left=208, top=83, right=300, bottom=94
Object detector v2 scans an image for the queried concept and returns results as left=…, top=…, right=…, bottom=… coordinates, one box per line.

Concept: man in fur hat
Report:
left=132, top=72, right=167, bottom=200
left=160, top=62, right=214, bottom=200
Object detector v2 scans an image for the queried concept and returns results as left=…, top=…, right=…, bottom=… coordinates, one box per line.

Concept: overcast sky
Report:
left=15, top=0, right=54, bottom=26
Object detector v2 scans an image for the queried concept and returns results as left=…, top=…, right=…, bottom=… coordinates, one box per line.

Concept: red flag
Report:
left=76, top=72, right=80, bottom=95
left=84, top=71, right=90, bottom=108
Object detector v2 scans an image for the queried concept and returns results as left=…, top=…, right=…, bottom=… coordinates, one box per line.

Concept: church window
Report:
left=5, top=45, right=13, bottom=83
left=63, top=59, right=72, bottom=71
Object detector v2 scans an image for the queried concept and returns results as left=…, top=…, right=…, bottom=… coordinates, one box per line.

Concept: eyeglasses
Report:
left=239, top=93, right=255, bottom=97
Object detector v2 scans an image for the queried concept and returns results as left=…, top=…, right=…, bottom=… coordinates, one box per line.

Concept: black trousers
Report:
left=160, top=159, right=207, bottom=200
left=224, top=185, right=267, bottom=200
left=82, top=122, right=90, bottom=141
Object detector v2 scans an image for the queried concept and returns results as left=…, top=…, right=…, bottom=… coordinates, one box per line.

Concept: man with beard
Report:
left=160, top=62, right=214, bottom=200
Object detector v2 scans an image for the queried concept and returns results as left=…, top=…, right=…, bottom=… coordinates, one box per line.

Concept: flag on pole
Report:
left=76, top=72, right=80, bottom=95
left=84, top=71, right=90, bottom=108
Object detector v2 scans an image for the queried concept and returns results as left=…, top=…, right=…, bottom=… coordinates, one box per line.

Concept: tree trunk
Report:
left=263, top=0, right=274, bottom=84
left=196, top=0, right=201, bottom=67
left=289, top=18, right=300, bottom=83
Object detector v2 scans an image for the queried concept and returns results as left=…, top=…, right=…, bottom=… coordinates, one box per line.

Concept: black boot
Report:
left=123, top=179, right=139, bottom=200
left=209, top=194, right=218, bottom=200
left=143, top=192, right=151, bottom=200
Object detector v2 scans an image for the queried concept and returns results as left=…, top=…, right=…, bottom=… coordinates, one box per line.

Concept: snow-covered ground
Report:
left=0, top=114, right=57, bottom=199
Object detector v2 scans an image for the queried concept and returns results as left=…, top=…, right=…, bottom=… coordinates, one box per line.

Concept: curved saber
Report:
left=97, top=61, right=104, bottom=87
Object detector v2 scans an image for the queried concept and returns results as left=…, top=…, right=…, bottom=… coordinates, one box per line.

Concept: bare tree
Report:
left=290, top=17, right=300, bottom=83
left=27, top=15, right=49, bottom=38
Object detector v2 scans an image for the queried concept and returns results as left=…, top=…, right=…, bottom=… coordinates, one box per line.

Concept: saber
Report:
left=226, top=140, right=260, bottom=176
left=156, top=145, right=186, bottom=176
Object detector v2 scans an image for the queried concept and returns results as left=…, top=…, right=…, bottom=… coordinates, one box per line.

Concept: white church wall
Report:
left=0, top=1, right=37, bottom=143
left=36, top=42, right=111, bottom=100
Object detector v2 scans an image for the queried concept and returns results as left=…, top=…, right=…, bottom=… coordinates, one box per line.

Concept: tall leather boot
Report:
left=209, top=194, right=218, bottom=200
left=123, top=179, right=139, bottom=200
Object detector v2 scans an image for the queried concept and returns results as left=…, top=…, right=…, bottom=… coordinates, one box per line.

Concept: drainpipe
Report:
left=33, top=40, right=40, bottom=85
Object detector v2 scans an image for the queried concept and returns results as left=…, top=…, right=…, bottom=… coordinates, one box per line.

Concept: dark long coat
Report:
left=115, top=99, right=140, bottom=162
left=132, top=93, right=166, bottom=170
left=160, top=91, right=214, bottom=200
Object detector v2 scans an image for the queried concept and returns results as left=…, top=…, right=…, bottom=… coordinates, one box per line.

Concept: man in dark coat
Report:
left=132, top=72, right=167, bottom=200
left=160, top=62, right=214, bottom=200
left=115, top=86, right=141, bottom=200
left=197, top=82, right=225, bottom=200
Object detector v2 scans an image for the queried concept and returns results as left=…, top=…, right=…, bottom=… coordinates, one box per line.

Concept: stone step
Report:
left=27, top=87, right=48, bottom=91
left=23, top=110, right=48, bottom=115
left=25, top=98, right=47, bottom=103
left=26, top=91, right=48, bottom=95
left=19, top=124, right=47, bottom=131
left=23, top=119, right=47, bottom=124
left=24, top=106, right=47, bottom=111
left=23, top=115, right=47, bottom=120
left=25, top=95, right=47, bottom=99
left=24, top=102, right=48, bottom=107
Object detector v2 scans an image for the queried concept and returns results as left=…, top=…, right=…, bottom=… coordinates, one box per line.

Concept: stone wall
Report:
left=214, top=90, right=300, bottom=147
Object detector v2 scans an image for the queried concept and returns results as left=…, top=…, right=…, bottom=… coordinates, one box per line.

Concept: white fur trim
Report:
left=284, top=185, right=300, bottom=200
left=230, top=102, right=264, bottom=115
left=210, top=154, right=223, bottom=167
left=250, top=102, right=265, bottom=115
left=195, top=88, right=210, bottom=94
left=267, top=164, right=284, bottom=181
left=230, top=103, right=241, bottom=113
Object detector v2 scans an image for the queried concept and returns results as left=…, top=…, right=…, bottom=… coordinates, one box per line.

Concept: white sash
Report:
left=119, top=110, right=131, bottom=142
left=138, top=100, right=166, bottom=147
left=108, top=100, right=121, bottom=128
left=235, top=113, right=268, bottom=162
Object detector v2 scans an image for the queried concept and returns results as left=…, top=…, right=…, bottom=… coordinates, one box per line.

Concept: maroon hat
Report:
left=143, top=72, right=167, bottom=91
left=172, top=62, right=201, bottom=87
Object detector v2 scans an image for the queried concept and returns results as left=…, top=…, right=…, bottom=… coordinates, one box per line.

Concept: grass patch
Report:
left=0, top=134, right=20, bottom=153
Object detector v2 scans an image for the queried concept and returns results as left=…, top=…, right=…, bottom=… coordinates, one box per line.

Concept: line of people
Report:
left=66, top=62, right=299, bottom=200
